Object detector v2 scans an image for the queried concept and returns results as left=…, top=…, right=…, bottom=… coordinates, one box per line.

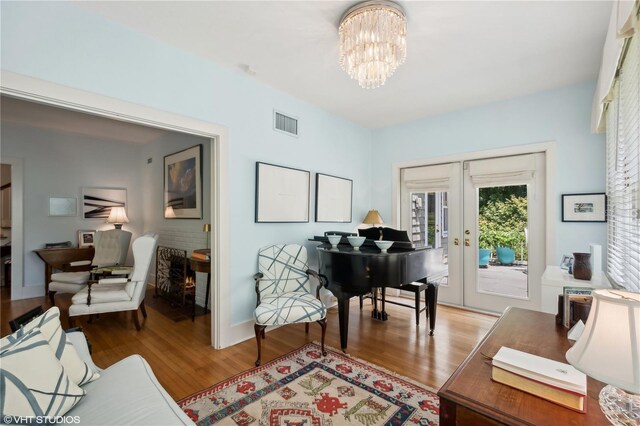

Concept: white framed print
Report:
left=255, top=162, right=310, bottom=223
left=562, top=193, right=606, bottom=222
left=315, top=173, right=353, bottom=222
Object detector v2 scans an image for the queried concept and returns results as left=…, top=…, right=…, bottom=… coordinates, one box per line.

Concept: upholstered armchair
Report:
left=68, top=233, right=158, bottom=331
left=253, top=244, right=327, bottom=366
left=48, top=229, right=132, bottom=304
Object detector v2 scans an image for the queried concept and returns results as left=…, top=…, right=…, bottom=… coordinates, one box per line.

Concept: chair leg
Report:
left=140, top=301, right=148, bottom=318
left=132, top=309, right=141, bottom=331
left=254, top=324, right=267, bottom=366
left=305, top=323, right=310, bottom=334
left=68, top=316, right=76, bottom=329
left=317, top=318, right=327, bottom=356
left=359, top=295, right=363, bottom=310
left=48, top=291, right=56, bottom=306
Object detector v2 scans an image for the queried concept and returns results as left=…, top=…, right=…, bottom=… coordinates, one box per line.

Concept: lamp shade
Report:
left=565, top=289, right=640, bottom=394
left=106, top=207, right=130, bottom=225
left=362, top=210, right=384, bottom=225
left=164, top=206, right=176, bottom=219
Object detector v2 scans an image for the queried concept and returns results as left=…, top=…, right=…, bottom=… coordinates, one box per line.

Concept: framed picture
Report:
left=560, top=254, right=573, bottom=270
left=562, top=287, right=593, bottom=328
left=255, top=162, right=310, bottom=223
left=49, top=197, right=77, bottom=217
left=83, top=187, right=127, bottom=219
left=78, top=230, right=96, bottom=248
left=315, top=173, right=353, bottom=222
left=164, top=145, right=203, bottom=219
left=562, top=193, right=606, bottom=222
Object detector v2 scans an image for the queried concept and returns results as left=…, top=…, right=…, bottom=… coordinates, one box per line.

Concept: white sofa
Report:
left=65, top=331, right=194, bottom=425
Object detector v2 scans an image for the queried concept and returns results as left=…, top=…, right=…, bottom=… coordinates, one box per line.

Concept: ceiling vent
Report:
left=274, top=110, right=298, bottom=137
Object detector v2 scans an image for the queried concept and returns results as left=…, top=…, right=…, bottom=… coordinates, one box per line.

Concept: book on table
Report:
left=491, top=346, right=587, bottom=413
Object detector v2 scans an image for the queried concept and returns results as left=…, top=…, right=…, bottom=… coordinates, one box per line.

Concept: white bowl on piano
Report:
left=327, top=235, right=342, bottom=248
left=347, top=236, right=366, bottom=250
left=374, top=240, right=394, bottom=253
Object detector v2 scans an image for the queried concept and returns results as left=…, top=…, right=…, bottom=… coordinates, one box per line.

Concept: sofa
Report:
left=0, top=306, right=194, bottom=425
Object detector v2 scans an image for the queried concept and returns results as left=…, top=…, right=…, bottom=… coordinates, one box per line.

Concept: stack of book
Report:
left=191, top=251, right=210, bottom=261
left=491, top=346, right=587, bottom=412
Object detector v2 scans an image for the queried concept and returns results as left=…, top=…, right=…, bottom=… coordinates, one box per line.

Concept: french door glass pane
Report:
left=477, top=185, right=528, bottom=298
left=411, top=191, right=449, bottom=287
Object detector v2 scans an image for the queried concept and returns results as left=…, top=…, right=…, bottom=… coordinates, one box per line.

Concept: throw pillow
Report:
left=1, top=307, right=100, bottom=386
left=0, top=327, right=85, bottom=417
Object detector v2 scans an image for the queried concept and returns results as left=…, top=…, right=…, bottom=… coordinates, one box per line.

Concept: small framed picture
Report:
left=560, top=254, right=573, bottom=270
left=562, top=193, right=606, bottom=222
left=562, top=287, right=593, bottom=328
left=78, top=230, right=96, bottom=248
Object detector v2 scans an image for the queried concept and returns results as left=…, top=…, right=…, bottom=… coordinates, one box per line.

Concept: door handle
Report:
left=454, top=238, right=459, bottom=246
left=464, top=239, right=470, bottom=246
left=465, top=230, right=470, bottom=235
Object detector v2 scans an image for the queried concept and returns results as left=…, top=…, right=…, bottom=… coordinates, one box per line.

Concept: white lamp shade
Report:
left=164, top=206, right=176, bottom=219
left=106, top=207, right=130, bottom=224
left=566, top=289, right=640, bottom=394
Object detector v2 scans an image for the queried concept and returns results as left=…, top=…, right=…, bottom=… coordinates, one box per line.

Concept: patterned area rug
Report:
left=178, top=343, right=439, bottom=425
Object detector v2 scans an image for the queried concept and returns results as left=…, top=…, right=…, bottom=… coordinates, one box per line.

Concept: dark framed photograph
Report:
left=78, top=230, right=96, bottom=248
left=255, top=162, right=310, bottom=223
left=315, top=173, right=353, bottom=223
left=561, top=193, right=606, bottom=222
left=560, top=254, right=573, bottom=270
left=164, top=145, right=203, bottom=219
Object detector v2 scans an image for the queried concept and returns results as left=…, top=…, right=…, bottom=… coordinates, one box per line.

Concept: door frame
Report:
left=392, top=142, right=557, bottom=269
left=1, top=71, right=230, bottom=349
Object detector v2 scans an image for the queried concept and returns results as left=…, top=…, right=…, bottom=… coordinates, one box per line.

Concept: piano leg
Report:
left=426, top=284, right=438, bottom=336
left=337, top=295, right=350, bottom=351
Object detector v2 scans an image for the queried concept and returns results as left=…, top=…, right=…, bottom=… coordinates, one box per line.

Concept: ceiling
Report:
left=78, top=1, right=611, bottom=128
left=1, top=96, right=173, bottom=144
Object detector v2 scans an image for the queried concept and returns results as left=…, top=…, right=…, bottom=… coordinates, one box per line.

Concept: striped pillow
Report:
left=0, top=307, right=99, bottom=385
left=0, top=327, right=85, bottom=417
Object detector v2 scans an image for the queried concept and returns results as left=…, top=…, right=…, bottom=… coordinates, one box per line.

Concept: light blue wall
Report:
left=1, top=2, right=373, bottom=325
left=372, top=81, right=607, bottom=268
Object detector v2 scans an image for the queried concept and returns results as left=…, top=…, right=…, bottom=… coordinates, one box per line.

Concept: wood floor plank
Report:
left=1, top=287, right=496, bottom=400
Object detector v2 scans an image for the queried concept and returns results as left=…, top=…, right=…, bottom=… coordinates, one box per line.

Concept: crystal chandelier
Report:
left=339, top=0, right=407, bottom=89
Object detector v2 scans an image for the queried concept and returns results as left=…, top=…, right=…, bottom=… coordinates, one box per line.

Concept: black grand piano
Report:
left=313, top=237, right=446, bottom=351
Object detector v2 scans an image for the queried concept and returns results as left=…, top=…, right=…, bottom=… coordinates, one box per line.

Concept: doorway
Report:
left=400, top=152, right=546, bottom=313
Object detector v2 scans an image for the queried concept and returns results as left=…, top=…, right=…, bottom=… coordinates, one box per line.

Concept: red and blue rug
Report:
left=178, top=343, right=439, bottom=425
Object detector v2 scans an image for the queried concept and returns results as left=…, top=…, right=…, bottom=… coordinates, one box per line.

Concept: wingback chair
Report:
left=253, top=244, right=327, bottom=366
left=68, top=233, right=158, bottom=331
left=48, top=229, right=132, bottom=304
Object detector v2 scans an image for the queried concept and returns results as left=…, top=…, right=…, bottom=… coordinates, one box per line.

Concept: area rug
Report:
left=178, top=342, right=439, bottom=425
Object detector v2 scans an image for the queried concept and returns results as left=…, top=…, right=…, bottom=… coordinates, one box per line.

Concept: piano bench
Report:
left=359, top=281, right=432, bottom=326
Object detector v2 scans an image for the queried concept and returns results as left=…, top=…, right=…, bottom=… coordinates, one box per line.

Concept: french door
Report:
left=400, top=153, right=546, bottom=313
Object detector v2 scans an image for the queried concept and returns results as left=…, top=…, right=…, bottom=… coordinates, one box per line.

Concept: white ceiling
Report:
left=79, top=1, right=611, bottom=128
left=1, top=96, right=172, bottom=144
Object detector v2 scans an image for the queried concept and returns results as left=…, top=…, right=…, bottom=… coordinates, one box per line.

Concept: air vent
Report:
left=274, top=111, right=298, bottom=137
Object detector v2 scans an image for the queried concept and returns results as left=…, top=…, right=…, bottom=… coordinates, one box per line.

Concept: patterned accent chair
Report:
left=69, top=233, right=158, bottom=331
left=253, top=244, right=327, bottom=366
left=48, top=229, right=132, bottom=304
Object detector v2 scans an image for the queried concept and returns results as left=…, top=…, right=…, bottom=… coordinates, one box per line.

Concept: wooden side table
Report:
left=34, top=247, right=94, bottom=292
left=437, top=307, right=608, bottom=425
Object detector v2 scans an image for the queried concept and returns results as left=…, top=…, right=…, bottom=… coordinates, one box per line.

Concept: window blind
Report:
left=606, top=32, right=640, bottom=292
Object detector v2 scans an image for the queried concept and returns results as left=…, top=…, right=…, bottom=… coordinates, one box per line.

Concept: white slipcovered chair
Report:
left=253, top=244, right=327, bottom=366
left=48, top=229, right=132, bottom=304
left=69, top=233, right=158, bottom=331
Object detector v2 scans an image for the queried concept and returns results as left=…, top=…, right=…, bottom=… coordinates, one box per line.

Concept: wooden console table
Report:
left=189, top=249, right=211, bottom=312
left=34, top=247, right=94, bottom=292
left=438, top=307, right=608, bottom=425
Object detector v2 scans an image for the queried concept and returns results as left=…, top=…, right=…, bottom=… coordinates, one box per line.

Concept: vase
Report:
left=572, top=252, right=592, bottom=280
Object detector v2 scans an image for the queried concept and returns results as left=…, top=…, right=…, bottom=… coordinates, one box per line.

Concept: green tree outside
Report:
left=478, top=186, right=528, bottom=260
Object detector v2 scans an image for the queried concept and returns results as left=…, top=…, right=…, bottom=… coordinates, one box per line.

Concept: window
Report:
left=605, top=32, right=639, bottom=292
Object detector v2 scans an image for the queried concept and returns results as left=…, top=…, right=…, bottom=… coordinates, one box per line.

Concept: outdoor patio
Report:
left=478, top=263, right=528, bottom=298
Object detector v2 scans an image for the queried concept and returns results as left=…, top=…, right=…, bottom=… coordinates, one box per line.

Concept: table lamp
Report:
left=106, top=207, right=130, bottom=230
left=565, top=289, right=640, bottom=425
left=164, top=206, right=176, bottom=219
left=362, top=210, right=384, bottom=227
left=203, top=223, right=211, bottom=249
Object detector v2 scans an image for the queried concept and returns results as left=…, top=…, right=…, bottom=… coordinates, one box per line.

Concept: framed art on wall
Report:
left=561, top=193, right=607, bottom=222
left=49, top=197, right=77, bottom=217
left=83, top=187, right=126, bottom=219
left=164, top=144, right=203, bottom=219
left=255, top=162, right=310, bottom=223
left=315, top=173, right=353, bottom=222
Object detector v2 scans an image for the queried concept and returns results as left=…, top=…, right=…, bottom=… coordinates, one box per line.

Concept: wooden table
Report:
left=34, top=247, right=94, bottom=292
left=189, top=249, right=211, bottom=312
left=437, top=307, right=608, bottom=425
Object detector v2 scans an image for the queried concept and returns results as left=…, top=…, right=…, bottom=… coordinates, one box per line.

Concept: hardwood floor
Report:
left=0, top=287, right=496, bottom=400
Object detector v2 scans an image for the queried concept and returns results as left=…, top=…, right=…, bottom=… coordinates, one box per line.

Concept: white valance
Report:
left=591, top=0, right=638, bottom=133
left=468, top=154, right=536, bottom=188
left=402, top=163, right=453, bottom=192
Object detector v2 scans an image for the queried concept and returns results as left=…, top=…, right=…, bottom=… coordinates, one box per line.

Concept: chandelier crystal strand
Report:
left=339, top=1, right=407, bottom=89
